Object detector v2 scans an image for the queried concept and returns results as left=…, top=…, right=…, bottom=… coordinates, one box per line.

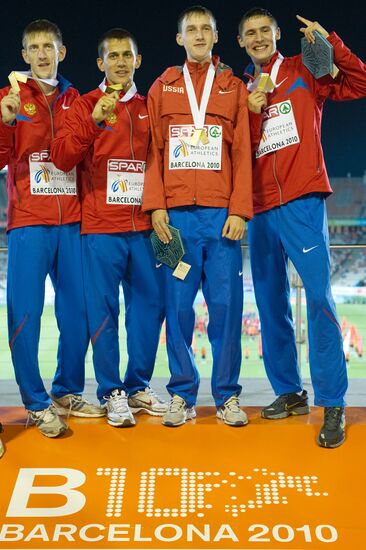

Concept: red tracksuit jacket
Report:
left=0, top=75, right=81, bottom=230
left=51, top=86, right=151, bottom=234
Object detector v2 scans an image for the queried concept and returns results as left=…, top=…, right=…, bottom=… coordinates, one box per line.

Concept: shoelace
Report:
left=106, top=390, right=129, bottom=413
left=146, top=387, right=165, bottom=404
left=168, top=396, right=185, bottom=413
left=224, top=396, right=241, bottom=412
left=64, top=395, right=92, bottom=418
left=26, top=405, right=56, bottom=429
left=324, top=407, right=343, bottom=430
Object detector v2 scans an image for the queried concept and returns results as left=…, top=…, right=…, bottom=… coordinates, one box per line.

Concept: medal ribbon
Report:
left=183, top=62, right=215, bottom=143
left=16, top=70, right=58, bottom=88
left=99, top=79, right=137, bottom=103
left=246, top=54, right=284, bottom=92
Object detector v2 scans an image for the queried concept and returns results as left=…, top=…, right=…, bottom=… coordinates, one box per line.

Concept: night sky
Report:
left=1, top=0, right=365, bottom=177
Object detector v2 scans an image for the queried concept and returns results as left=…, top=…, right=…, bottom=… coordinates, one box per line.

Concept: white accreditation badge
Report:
left=29, top=151, right=77, bottom=195
left=106, top=159, right=146, bottom=205
left=169, top=62, right=223, bottom=170
left=246, top=55, right=301, bottom=159
left=169, top=124, right=222, bottom=170
left=256, top=99, right=300, bottom=158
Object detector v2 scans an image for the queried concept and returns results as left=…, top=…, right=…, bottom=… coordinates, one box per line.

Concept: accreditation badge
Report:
left=256, top=100, right=300, bottom=159
left=169, top=124, right=222, bottom=170
left=106, top=159, right=145, bottom=205
left=29, top=151, right=77, bottom=195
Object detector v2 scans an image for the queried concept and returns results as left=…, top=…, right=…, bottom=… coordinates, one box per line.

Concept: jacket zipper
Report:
left=37, top=81, right=62, bottom=224
left=272, top=152, right=283, bottom=205
left=125, top=103, right=136, bottom=231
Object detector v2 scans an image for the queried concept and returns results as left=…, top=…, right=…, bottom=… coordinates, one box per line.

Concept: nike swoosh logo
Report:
left=139, top=114, right=149, bottom=119
left=156, top=263, right=163, bottom=268
left=275, top=77, right=288, bottom=88
left=302, top=245, right=319, bottom=254
left=219, top=90, right=234, bottom=94
left=239, top=271, right=243, bottom=276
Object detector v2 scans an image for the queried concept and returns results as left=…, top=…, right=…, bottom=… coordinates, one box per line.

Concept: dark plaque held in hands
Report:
left=301, top=31, right=333, bottom=78
left=150, top=225, right=185, bottom=269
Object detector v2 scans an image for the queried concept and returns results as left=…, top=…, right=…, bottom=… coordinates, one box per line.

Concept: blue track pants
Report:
left=82, top=232, right=164, bottom=402
left=165, top=207, right=244, bottom=408
left=248, top=194, right=347, bottom=406
left=7, top=223, right=89, bottom=411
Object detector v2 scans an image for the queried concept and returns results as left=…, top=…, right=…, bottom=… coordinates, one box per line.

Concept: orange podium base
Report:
left=0, top=406, right=365, bottom=549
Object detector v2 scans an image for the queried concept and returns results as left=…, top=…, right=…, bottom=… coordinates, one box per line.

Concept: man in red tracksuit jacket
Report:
left=238, top=7, right=366, bottom=448
left=143, top=6, right=253, bottom=427
left=52, top=28, right=166, bottom=428
left=0, top=19, right=104, bottom=438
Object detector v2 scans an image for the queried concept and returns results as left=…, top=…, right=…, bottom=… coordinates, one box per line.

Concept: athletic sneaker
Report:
left=128, top=387, right=168, bottom=416
left=261, top=390, right=310, bottom=419
left=51, top=393, right=105, bottom=418
left=216, top=395, right=248, bottom=426
left=103, top=389, right=135, bottom=427
left=317, top=407, right=346, bottom=448
left=162, top=395, right=196, bottom=427
left=27, top=405, right=67, bottom=438
left=0, top=423, right=4, bottom=458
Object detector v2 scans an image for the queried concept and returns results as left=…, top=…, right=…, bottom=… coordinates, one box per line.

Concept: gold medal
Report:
left=190, top=128, right=209, bottom=147
left=105, top=83, right=123, bottom=94
left=256, top=74, right=275, bottom=93
left=200, top=128, right=209, bottom=145
left=190, top=128, right=202, bottom=146
left=8, top=71, right=28, bottom=93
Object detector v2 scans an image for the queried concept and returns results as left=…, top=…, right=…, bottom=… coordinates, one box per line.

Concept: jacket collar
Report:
left=244, top=50, right=281, bottom=82
left=160, top=55, right=234, bottom=90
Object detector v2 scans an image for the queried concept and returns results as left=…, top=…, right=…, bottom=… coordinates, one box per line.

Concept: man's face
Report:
left=22, top=32, right=66, bottom=80
left=176, top=12, right=218, bottom=64
left=97, top=38, right=141, bottom=89
left=238, top=15, right=280, bottom=66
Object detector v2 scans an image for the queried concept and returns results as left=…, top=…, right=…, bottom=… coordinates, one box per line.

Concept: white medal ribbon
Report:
left=16, top=70, right=58, bottom=88
left=247, top=53, right=284, bottom=92
left=183, top=62, right=215, bottom=131
left=99, top=79, right=137, bottom=103
left=270, top=53, right=284, bottom=85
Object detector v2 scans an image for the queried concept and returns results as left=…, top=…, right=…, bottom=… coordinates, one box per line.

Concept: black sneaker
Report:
left=317, top=407, right=345, bottom=448
left=261, top=390, right=310, bottom=419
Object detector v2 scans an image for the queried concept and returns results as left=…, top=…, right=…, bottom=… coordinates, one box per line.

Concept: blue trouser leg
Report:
left=278, top=196, right=347, bottom=406
left=166, top=207, right=243, bottom=407
left=82, top=234, right=126, bottom=402
left=248, top=210, right=302, bottom=396
left=7, top=226, right=56, bottom=410
left=202, top=220, right=243, bottom=407
left=164, top=210, right=202, bottom=407
left=122, top=232, right=165, bottom=395
left=51, top=223, right=89, bottom=398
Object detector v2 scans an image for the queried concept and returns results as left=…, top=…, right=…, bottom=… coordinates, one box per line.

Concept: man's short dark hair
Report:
left=238, top=7, right=278, bottom=37
left=22, top=19, right=63, bottom=48
left=97, top=28, right=139, bottom=58
left=177, top=5, right=217, bottom=33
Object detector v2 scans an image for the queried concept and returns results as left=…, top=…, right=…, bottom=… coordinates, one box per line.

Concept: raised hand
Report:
left=296, top=15, right=329, bottom=44
left=1, top=89, right=20, bottom=124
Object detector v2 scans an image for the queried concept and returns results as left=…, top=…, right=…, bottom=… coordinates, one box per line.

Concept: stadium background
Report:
left=0, top=0, right=365, bottom=399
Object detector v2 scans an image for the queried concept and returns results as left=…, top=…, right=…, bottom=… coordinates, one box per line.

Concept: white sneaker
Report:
left=128, top=387, right=168, bottom=416
left=51, top=393, right=106, bottom=417
left=162, top=395, right=196, bottom=427
left=103, top=389, right=135, bottom=427
left=216, top=395, right=248, bottom=426
left=27, top=404, right=68, bottom=437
